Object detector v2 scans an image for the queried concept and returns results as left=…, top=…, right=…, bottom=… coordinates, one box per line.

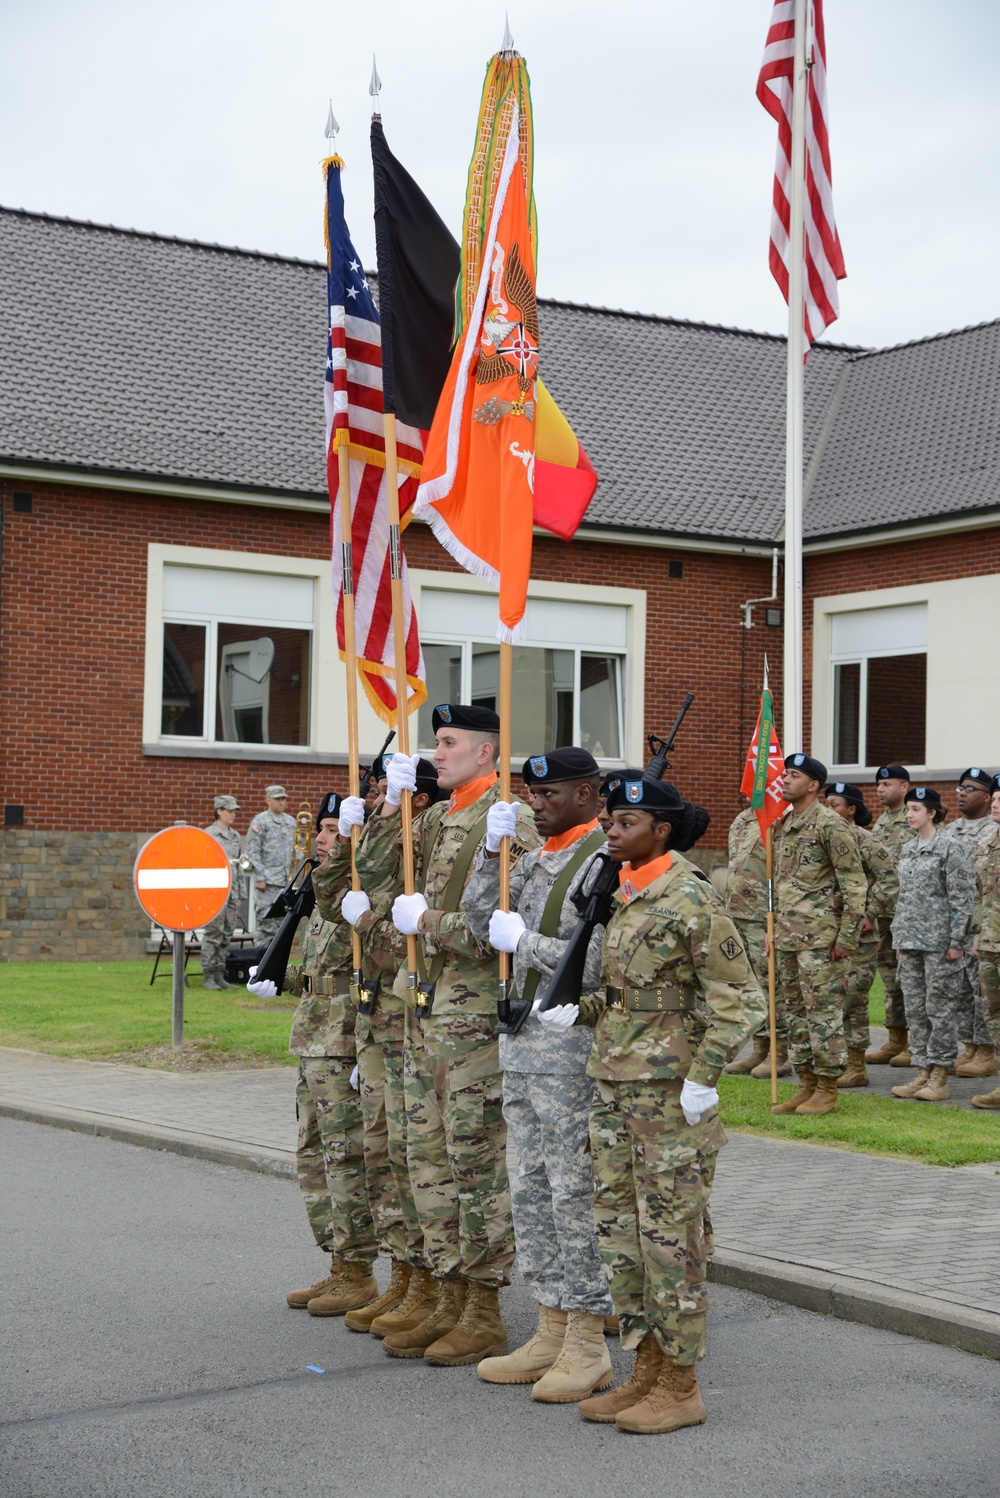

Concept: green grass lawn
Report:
left=0, top=961, right=297, bottom=1067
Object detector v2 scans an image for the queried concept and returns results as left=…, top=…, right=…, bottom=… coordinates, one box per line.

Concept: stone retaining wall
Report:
left=1, top=831, right=152, bottom=961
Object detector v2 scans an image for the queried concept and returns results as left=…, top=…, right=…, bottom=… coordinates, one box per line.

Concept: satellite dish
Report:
left=247, top=638, right=274, bottom=683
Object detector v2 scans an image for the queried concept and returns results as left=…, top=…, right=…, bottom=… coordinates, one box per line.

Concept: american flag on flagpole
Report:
left=324, top=159, right=426, bottom=721
left=757, top=0, right=846, bottom=350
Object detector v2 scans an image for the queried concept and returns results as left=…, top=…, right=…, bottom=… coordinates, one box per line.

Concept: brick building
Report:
left=1, top=207, right=998, bottom=958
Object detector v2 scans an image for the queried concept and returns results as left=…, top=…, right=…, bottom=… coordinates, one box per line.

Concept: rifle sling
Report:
left=416, top=811, right=490, bottom=990
left=517, top=829, right=607, bottom=1010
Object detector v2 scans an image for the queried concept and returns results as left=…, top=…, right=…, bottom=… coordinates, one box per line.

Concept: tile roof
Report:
left=1, top=206, right=997, bottom=544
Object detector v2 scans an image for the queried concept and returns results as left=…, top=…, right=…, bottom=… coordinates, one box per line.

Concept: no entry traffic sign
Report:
left=134, top=825, right=231, bottom=933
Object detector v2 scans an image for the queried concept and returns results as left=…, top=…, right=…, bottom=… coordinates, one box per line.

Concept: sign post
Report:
left=134, top=824, right=232, bottom=1048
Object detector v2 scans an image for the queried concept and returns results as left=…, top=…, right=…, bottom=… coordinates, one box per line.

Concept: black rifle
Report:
left=360, top=728, right=396, bottom=805
left=534, top=692, right=696, bottom=1015
left=245, top=856, right=318, bottom=995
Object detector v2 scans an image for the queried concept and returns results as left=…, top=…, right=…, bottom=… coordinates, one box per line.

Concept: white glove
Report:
left=680, top=1078, right=719, bottom=1126
left=485, top=800, right=519, bottom=853
left=532, top=998, right=579, bottom=1032
left=489, top=908, right=527, bottom=953
left=341, top=890, right=371, bottom=926
left=349, top=1064, right=360, bottom=1091
left=385, top=752, right=420, bottom=806
left=392, top=891, right=428, bottom=934
left=338, top=796, right=366, bottom=837
left=246, top=965, right=277, bottom=1000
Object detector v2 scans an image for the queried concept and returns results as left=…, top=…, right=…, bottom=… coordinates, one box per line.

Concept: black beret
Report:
left=432, top=703, right=500, bottom=733
left=825, top=781, right=872, bottom=828
left=605, top=777, right=686, bottom=815
left=958, top=767, right=994, bottom=790
left=784, top=752, right=828, bottom=786
left=992, top=775, right=1000, bottom=796
left=521, top=746, right=600, bottom=785
left=877, top=765, right=910, bottom=781
left=316, top=792, right=342, bottom=829
left=414, top=757, right=448, bottom=803
left=905, top=786, right=942, bottom=809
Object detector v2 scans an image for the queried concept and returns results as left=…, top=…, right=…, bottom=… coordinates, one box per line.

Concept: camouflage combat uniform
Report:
left=773, top=800, right=866, bottom=1078
left=463, top=824, right=614, bottom=1317
left=725, top=808, right=781, bottom=1045
left=943, top=815, right=997, bottom=1048
left=577, top=853, right=765, bottom=1364
left=868, top=806, right=913, bottom=1031
left=200, top=819, right=242, bottom=981
left=356, top=777, right=539, bottom=1288
left=288, top=868, right=376, bottom=1266
left=974, top=826, right=1000, bottom=1049
left=843, top=825, right=898, bottom=1052
left=891, top=829, right=973, bottom=1069
left=245, top=808, right=296, bottom=944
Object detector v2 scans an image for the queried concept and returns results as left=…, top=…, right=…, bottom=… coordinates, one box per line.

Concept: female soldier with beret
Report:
left=538, top=774, right=765, bottom=1435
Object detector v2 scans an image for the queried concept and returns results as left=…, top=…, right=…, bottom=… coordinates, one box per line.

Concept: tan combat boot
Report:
left=913, top=1065, right=951, bottom=1102
left=615, top=1355, right=707, bottom=1435
left=424, top=1281, right=507, bottom=1367
left=579, top=1335, right=662, bottom=1423
left=477, top=1304, right=567, bottom=1384
left=382, top=1278, right=463, bottom=1359
left=751, top=1041, right=792, bottom=1078
left=795, top=1075, right=839, bottom=1115
left=891, top=1066, right=931, bottom=1098
left=836, top=1048, right=869, bottom=1089
left=771, top=1070, right=816, bottom=1114
left=952, top=1043, right=977, bottom=1073
left=956, top=1045, right=998, bottom=1078
left=724, top=1033, right=769, bottom=1075
left=344, top=1259, right=409, bottom=1332
left=889, top=1045, right=913, bottom=1068
left=971, top=1085, right=1000, bottom=1109
left=604, top=1313, right=620, bottom=1336
left=370, top=1266, right=435, bottom=1339
left=287, top=1256, right=341, bottom=1309
left=307, top=1258, right=378, bottom=1316
left=532, top=1311, right=613, bottom=1403
left=866, top=1027, right=908, bottom=1065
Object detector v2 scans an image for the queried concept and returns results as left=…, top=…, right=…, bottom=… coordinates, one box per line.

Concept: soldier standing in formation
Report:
left=890, top=788, right=972, bottom=1103
left=245, top=785, right=296, bottom=945
left=865, top=766, right=914, bottom=1068
left=249, top=793, right=379, bottom=1316
left=463, top=747, right=615, bottom=1404
left=770, top=754, right=866, bottom=1118
left=971, top=776, right=1000, bottom=1109
left=943, top=768, right=999, bottom=1080
left=823, top=782, right=897, bottom=1089
left=201, top=794, right=242, bottom=990
left=538, top=774, right=763, bottom=1434
left=722, top=798, right=788, bottom=1078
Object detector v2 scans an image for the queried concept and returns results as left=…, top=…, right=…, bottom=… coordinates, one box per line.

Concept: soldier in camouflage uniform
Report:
left=201, top=794, right=242, bottom=989
left=943, top=768, right=998, bottom=1079
left=889, top=787, right=973, bottom=1103
left=354, top=704, right=539, bottom=1367
left=244, top=785, right=296, bottom=945
left=971, top=778, right=1000, bottom=1109
left=463, top=747, right=615, bottom=1403
left=248, top=793, right=378, bottom=1316
left=538, top=773, right=763, bottom=1435
left=723, top=802, right=788, bottom=1077
left=823, top=782, right=898, bottom=1088
left=770, top=754, right=866, bottom=1117
left=866, top=765, right=914, bottom=1066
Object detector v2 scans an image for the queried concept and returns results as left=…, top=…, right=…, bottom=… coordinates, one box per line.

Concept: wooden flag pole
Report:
left=383, top=413, right=419, bottom=988
left=766, top=821, right=778, bottom=1106
left=497, top=640, right=513, bottom=1005
left=337, top=444, right=364, bottom=984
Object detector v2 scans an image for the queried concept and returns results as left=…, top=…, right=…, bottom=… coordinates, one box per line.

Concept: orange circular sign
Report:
left=134, top=825, right=232, bottom=932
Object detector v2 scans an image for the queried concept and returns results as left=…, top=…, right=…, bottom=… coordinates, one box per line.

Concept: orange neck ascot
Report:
left=618, top=851, right=673, bottom=903
left=447, top=770, right=499, bottom=816
left=543, top=818, right=601, bottom=854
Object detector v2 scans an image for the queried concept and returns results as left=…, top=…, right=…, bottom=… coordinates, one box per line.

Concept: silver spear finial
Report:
left=325, top=100, right=339, bottom=149
left=501, top=13, right=514, bottom=52
left=369, top=56, right=382, bottom=117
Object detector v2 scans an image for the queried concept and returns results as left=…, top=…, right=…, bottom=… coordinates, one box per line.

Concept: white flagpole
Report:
left=782, top=0, right=808, bottom=754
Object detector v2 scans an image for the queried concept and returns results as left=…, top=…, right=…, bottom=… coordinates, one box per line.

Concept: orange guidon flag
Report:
left=413, top=112, right=536, bottom=644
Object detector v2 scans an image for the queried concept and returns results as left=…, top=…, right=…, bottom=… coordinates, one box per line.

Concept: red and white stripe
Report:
left=757, top=0, right=846, bottom=349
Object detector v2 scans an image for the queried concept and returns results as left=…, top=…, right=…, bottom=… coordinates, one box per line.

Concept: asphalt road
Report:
left=1, top=1117, right=998, bottom=1498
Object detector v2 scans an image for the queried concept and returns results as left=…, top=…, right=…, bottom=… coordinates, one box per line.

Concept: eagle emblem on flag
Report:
left=473, top=240, right=538, bottom=426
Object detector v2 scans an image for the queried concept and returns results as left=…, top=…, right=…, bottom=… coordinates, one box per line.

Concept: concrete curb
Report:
left=5, top=1097, right=998, bottom=1360
left=710, top=1247, right=1000, bottom=1360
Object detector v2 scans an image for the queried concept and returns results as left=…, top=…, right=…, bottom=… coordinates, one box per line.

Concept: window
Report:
left=160, top=565, right=314, bottom=747
left=416, top=589, right=628, bottom=761
left=830, top=603, right=927, bottom=768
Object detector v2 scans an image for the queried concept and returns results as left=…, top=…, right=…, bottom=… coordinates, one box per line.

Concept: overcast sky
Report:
left=2, top=0, right=997, bottom=350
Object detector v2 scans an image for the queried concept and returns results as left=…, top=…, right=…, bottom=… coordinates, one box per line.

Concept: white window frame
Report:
left=829, top=643, right=927, bottom=774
